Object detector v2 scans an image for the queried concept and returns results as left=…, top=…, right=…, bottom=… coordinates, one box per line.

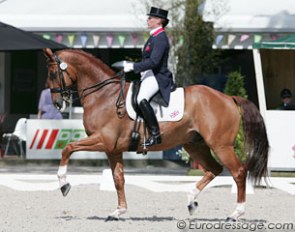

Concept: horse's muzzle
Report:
left=54, top=97, right=68, bottom=111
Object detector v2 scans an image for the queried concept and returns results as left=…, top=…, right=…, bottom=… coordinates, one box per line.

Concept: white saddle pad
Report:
left=126, top=83, right=184, bottom=122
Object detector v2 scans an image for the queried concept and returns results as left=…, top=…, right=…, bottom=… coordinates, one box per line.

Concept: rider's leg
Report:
left=139, top=99, right=161, bottom=146
left=137, top=70, right=161, bottom=146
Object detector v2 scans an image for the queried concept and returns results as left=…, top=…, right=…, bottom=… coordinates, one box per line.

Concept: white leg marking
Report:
left=228, top=202, right=246, bottom=221
left=187, top=188, right=200, bottom=205
left=108, top=207, right=127, bottom=219
left=187, top=188, right=201, bottom=215
left=57, top=165, right=68, bottom=187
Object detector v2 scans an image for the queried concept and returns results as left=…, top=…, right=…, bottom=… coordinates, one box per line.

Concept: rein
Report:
left=48, top=53, right=126, bottom=118
left=79, top=71, right=126, bottom=118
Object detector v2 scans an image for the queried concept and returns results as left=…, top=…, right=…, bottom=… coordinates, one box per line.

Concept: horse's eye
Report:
left=49, top=71, right=57, bottom=80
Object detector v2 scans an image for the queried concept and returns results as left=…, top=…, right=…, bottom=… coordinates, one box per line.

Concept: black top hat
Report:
left=147, top=7, right=169, bottom=20
left=281, top=88, right=292, bottom=98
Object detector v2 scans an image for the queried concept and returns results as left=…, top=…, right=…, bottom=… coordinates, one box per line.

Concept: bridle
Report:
left=47, top=54, right=75, bottom=102
left=47, top=53, right=126, bottom=117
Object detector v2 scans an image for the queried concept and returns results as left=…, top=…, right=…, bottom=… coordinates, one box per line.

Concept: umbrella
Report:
left=0, top=21, right=66, bottom=51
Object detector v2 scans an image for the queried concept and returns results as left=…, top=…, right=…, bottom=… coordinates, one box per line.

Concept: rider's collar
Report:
left=150, top=26, right=164, bottom=36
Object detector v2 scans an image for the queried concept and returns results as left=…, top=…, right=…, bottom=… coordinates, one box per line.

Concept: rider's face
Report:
left=147, top=16, right=162, bottom=29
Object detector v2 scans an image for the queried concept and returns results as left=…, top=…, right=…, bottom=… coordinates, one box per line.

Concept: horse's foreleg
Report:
left=106, top=153, right=127, bottom=221
left=57, top=143, right=75, bottom=196
left=57, top=135, right=105, bottom=197
left=213, top=146, right=247, bottom=221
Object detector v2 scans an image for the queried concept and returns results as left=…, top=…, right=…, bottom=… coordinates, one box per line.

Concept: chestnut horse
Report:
left=43, top=48, right=269, bottom=221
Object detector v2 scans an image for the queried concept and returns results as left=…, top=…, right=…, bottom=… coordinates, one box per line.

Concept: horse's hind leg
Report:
left=212, top=145, right=247, bottom=221
left=184, top=142, right=223, bottom=215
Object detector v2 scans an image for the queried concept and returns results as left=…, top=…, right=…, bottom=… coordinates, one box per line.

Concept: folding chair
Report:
left=2, top=118, right=27, bottom=157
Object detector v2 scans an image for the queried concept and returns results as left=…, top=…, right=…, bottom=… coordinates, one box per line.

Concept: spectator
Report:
left=38, top=79, right=63, bottom=119
left=277, top=88, right=295, bottom=110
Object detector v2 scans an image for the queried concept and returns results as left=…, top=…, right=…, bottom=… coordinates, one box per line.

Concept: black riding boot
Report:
left=139, top=99, right=162, bottom=146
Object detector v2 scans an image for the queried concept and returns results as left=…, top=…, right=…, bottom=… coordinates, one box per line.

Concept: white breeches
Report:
left=137, top=70, right=159, bottom=104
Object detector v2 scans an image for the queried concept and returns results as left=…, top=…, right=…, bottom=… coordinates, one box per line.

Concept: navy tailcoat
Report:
left=133, top=28, right=173, bottom=105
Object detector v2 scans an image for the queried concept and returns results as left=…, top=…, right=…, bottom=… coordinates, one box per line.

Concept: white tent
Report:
left=0, top=0, right=146, bottom=31
left=0, top=0, right=178, bottom=48
left=0, top=0, right=152, bottom=48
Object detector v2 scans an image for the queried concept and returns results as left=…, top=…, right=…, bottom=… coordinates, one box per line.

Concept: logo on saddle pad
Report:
left=126, top=83, right=185, bottom=122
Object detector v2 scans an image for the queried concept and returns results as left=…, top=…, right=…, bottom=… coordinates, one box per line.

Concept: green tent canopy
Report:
left=253, top=34, right=295, bottom=49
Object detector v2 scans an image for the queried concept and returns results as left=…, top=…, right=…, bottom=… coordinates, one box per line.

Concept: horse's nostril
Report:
left=55, top=102, right=61, bottom=110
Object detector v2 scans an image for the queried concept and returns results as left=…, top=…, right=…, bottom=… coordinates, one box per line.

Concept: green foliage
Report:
left=175, top=0, right=221, bottom=87
left=224, top=71, right=248, bottom=163
left=224, top=71, right=248, bottom=98
left=234, top=126, right=247, bottom=163
left=176, top=148, right=191, bottom=163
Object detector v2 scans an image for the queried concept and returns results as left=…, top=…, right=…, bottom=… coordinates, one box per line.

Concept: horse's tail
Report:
left=233, top=96, right=269, bottom=184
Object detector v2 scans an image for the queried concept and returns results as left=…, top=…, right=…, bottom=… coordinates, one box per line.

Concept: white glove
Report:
left=124, top=62, right=134, bottom=73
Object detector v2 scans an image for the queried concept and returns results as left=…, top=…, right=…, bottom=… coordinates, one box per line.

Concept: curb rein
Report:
left=49, top=54, right=126, bottom=118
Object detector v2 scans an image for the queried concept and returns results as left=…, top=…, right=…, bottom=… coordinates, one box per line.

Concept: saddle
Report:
left=127, top=80, right=184, bottom=122
left=126, top=81, right=184, bottom=151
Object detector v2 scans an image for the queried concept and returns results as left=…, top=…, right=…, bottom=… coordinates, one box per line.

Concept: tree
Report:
left=175, top=0, right=220, bottom=87
left=224, top=71, right=248, bottom=98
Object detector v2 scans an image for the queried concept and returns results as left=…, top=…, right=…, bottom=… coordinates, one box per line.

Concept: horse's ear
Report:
left=43, top=48, right=54, bottom=62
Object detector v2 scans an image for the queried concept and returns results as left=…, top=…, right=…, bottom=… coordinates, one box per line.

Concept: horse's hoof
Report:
left=225, top=217, right=237, bottom=222
left=105, top=215, right=119, bottom=222
left=187, top=201, right=198, bottom=215
left=61, top=183, right=71, bottom=197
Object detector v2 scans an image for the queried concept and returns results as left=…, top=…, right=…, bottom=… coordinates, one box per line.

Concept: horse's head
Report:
left=43, top=48, right=76, bottom=111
